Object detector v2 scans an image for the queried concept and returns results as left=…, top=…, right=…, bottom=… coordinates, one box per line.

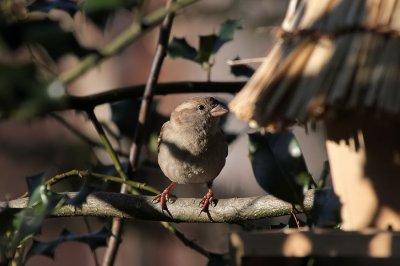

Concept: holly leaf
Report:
left=312, top=188, right=341, bottom=227
left=28, top=239, right=58, bottom=259
left=64, top=182, right=94, bottom=207
left=248, top=131, right=314, bottom=205
left=214, top=19, right=242, bottom=51
left=197, top=34, right=218, bottom=63
left=168, top=37, right=199, bottom=62
left=110, top=99, right=141, bottom=139
left=25, top=173, right=44, bottom=196
left=26, top=227, right=109, bottom=260
left=58, top=227, right=109, bottom=250
left=168, top=19, right=242, bottom=65
left=229, top=56, right=255, bottom=78
left=9, top=185, right=65, bottom=262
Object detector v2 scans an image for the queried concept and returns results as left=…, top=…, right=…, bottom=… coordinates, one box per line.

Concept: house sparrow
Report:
left=154, top=96, right=228, bottom=213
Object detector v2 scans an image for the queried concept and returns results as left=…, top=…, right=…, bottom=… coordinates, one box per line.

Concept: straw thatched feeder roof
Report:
left=230, top=0, right=400, bottom=131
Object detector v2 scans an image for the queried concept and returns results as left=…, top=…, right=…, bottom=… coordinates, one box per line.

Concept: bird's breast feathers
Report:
left=158, top=124, right=226, bottom=184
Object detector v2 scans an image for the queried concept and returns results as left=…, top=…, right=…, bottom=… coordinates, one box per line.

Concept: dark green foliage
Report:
left=248, top=131, right=314, bottom=205
left=312, top=188, right=341, bottom=227
left=229, top=56, right=255, bottom=78
left=168, top=37, right=199, bottom=62
left=0, top=19, right=92, bottom=59
left=0, top=63, right=44, bottom=118
left=64, top=181, right=95, bottom=207
left=111, top=99, right=142, bottom=139
left=25, top=173, right=44, bottom=195
left=26, top=227, right=109, bottom=260
left=0, top=174, right=65, bottom=263
left=0, top=63, right=68, bottom=119
left=168, top=19, right=242, bottom=67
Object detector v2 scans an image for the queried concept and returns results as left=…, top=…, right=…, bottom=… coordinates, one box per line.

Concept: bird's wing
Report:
left=157, top=121, right=169, bottom=154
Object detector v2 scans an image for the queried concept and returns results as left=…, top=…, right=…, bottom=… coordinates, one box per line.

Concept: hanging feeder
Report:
left=230, top=0, right=400, bottom=230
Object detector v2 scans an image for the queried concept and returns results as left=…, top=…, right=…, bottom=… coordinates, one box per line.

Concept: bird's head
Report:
left=170, top=96, right=228, bottom=133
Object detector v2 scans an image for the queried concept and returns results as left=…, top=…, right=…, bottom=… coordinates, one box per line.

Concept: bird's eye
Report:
left=197, top=105, right=205, bottom=111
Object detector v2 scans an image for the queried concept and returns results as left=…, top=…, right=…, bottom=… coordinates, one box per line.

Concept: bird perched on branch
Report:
left=154, top=96, right=228, bottom=213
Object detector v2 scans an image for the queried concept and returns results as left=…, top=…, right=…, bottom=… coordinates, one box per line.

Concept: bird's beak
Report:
left=210, top=104, right=229, bottom=117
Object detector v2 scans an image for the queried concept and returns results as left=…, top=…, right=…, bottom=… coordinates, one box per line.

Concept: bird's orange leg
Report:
left=153, top=182, right=176, bottom=210
left=199, top=183, right=215, bottom=214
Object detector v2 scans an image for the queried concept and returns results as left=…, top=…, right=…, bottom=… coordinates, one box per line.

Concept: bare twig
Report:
left=129, top=0, right=176, bottom=173
left=103, top=0, right=177, bottom=264
left=160, top=221, right=210, bottom=257
left=87, top=110, right=132, bottom=187
left=50, top=113, right=129, bottom=158
left=227, top=57, right=266, bottom=66
left=59, top=0, right=199, bottom=86
left=87, top=110, right=138, bottom=266
left=3, top=190, right=315, bottom=223
left=82, top=217, right=101, bottom=266
left=66, top=81, right=245, bottom=111
left=123, top=3, right=210, bottom=263
left=40, top=169, right=159, bottom=195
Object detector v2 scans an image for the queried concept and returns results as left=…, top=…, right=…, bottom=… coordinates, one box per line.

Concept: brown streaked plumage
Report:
left=154, top=96, right=228, bottom=213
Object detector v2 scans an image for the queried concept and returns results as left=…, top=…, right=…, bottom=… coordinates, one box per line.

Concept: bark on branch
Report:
left=65, top=81, right=245, bottom=111
left=2, top=190, right=315, bottom=223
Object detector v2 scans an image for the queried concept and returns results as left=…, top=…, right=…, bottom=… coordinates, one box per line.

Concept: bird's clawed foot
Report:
left=199, top=189, right=216, bottom=215
left=153, top=182, right=176, bottom=210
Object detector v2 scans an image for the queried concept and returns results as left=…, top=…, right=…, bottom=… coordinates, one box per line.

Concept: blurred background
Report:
left=0, top=0, right=323, bottom=265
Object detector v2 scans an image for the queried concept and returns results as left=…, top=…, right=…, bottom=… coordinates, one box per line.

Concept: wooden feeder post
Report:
left=230, top=0, right=400, bottom=230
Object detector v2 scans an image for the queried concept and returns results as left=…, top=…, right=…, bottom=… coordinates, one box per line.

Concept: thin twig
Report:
left=86, top=110, right=132, bottom=187
left=122, top=2, right=213, bottom=261
left=124, top=0, right=212, bottom=261
left=227, top=57, right=266, bottom=66
left=59, top=0, right=199, bottom=86
left=50, top=113, right=129, bottom=158
left=87, top=109, right=138, bottom=266
left=26, top=43, right=58, bottom=77
left=82, top=217, right=101, bottom=266
left=129, top=0, right=176, bottom=172
left=39, top=169, right=160, bottom=195
left=160, top=222, right=210, bottom=258
left=103, top=0, right=177, bottom=264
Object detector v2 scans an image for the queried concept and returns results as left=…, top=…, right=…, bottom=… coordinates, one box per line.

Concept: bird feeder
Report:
left=230, top=0, right=400, bottom=230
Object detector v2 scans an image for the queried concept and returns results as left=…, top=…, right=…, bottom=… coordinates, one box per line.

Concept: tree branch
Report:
left=104, top=0, right=177, bottom=263
left=65, top=81, right=245, bottom=111
left=3, top=191, right=315, bottom=223
left=129, top=0, right=176, bottom=172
